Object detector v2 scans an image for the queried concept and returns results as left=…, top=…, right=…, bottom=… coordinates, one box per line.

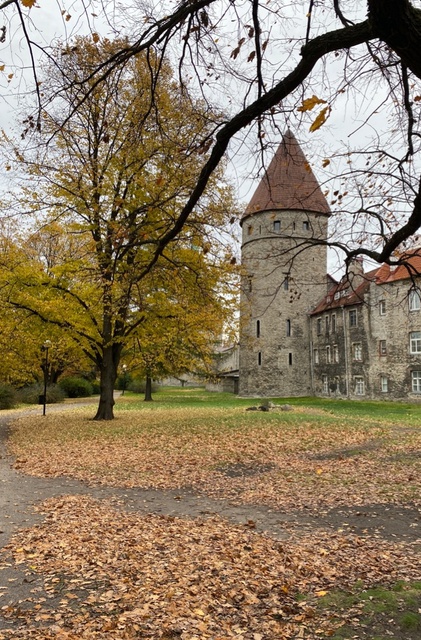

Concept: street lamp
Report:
left=40, top=340, right=52, bottom=416
left=121, top=364, right=128, bottom=396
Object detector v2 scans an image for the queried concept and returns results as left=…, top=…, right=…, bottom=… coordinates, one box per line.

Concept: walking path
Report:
left=1, top=403, right=420, bottom=632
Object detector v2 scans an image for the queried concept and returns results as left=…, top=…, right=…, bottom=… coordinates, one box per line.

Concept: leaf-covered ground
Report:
left=1, top=495, right=420, bottom=639
left=1, top=392, right=421, bottom=639
left=8, top=401, right=421, bottom=512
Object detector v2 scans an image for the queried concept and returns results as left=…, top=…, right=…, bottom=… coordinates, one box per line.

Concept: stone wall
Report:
left=239, top=208, right=328, bottom=397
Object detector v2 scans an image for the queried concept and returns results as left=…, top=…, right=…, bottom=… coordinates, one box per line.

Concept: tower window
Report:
left=381, top=376, right=388, bottom=392
left=288, top=352, right=293, bottom=366
left=283, top=276, right=289, bottom=291
left=256, top=320, right=260, bottom=338
left=247, top=225, right=253, bottom=236
left=303, top=220, right=310, bottom=231
left=273, top=220, right=281, bottom=232
left=247, top=276, right=253, bottom=293
left=258, top=351, right=262, bottom=366
left=286, top=319, right=291, bottom=336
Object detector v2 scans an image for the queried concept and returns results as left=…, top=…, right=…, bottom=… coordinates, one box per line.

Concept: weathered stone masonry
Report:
left=239, top=131, right=421, bottom=400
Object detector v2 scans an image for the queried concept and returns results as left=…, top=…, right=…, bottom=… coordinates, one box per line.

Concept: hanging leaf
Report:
left=322, top=158, right=331, bottom=168
left=309, top=106, right=331, bottom=132
left=297, top=95, right=326, bottom=112
left=20, top=0, right=37, bottom=8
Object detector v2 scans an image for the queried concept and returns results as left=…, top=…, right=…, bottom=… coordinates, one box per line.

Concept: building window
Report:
left=325, top=316, right=329, bottom=334
left=273, top=220, right=281, bottom=232
left=409, top=289, right=421, bottom=311
left=331, top=314, right=336, bottom=333
left=349, top=309, right=357, bottom=327
left=326, top=345, right=331, bottom=363
left=333, top=344, right=339, bottom=363
left=247, top=225, right=253, bottom=236
left=317, top=318, right=322, bottom=335
left=303, top=220, right=310, bottom=231
left=258, top=351, right=262, bottom=366
left=354, top=376, right=365, bottom=395
left=379, top=340, right=387, bottom=356
left=288, top=352, right=293, bottom=366
left=412, top=371, right=421, bottom=392
left=314, top=348, right=319, bottom=364
left=352, top=343, right=362, bottom=361
left=256, top=320, right=260, bottom=338
left=247, top=276, right=253, bottom=293
left=322, top=375, right=328, bottom=393
left=286, top=319, right=291, bottom=336
left=379, top=300, right=386, bottom=315
left=380, top=376, right=388, bottom=393
left=410, top=331, right=421, bottom=354
left=283, top=276, right=289, bottom=291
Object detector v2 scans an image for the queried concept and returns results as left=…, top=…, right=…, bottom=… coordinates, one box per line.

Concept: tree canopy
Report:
left=39, top=0, right=421, bottom=272
left=1, top=37, right=238, bottom=419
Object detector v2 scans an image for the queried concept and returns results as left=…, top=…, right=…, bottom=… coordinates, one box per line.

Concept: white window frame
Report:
left=409, top=290, right=421, bottom=311
left=352, top=342, right=362, bottom=361
left=412, top=371, right=421, bottom=393
left=349, top=309, right=357, bottom=327
left=354, top=376, right=365, bottom=395
left=314, top=348, right=319, bottom=364
left=379, top=300, right=386, bottom=316
left=322, top=374, right=328, bottom=393
left=333, top=344, right=339, bottom=363
left=410, top=331, right=421, bottom=354
left=380, top=376, right=388, bottom=393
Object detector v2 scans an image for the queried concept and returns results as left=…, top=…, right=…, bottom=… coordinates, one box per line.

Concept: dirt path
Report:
left=1, top=406, right=420, bottom=633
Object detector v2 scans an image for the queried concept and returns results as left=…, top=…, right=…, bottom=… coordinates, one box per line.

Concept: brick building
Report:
left=239, top=130, right=421, bottom=400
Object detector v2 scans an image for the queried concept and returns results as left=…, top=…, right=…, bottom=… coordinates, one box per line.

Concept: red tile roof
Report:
left=311, top=250, right=421, bottom=315
left=244, top=130, right=331, bottom=218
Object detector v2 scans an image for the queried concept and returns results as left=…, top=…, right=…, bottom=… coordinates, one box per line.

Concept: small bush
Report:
left=17, top=384, right=66, bottom=405
left=127, top=378, right=159, bottom=394
left=59, top=377, right=93, bottom=398
left=0, top=384, right=17, bottom=409
left=91, top=380, right=101, bottom=395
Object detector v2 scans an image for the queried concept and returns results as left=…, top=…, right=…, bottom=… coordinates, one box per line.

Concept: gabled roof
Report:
left=244, top=130, right=331, bottom=217
left=368, top=250, right=421, bottom=284
left=311, top=249, right=421, bottom=315
left=311, top=278, right=369, bottom=315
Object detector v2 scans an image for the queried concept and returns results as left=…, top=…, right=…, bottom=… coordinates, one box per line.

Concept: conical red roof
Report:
left=244, top=130, right=330, bottom=216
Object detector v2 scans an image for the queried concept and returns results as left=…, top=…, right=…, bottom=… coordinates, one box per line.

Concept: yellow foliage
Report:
left=297, top=95, right=326, bottom=112
left=309, top=106, right=331, bottom=132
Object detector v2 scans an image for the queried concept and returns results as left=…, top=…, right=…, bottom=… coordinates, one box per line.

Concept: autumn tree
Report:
left=122, top=245, right=237, bottom=400
left=1, top=36, right=238, bottom=419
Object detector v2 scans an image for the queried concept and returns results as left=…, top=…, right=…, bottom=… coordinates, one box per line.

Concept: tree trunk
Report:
left=94, top=344, right=119, bottom=420
left=144, top=375, right=153, bottom=402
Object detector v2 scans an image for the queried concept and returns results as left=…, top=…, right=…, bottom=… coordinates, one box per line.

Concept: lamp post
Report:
left=41, top=340, right=52, bottom=416
left=121, top=364, right=128, bottom=396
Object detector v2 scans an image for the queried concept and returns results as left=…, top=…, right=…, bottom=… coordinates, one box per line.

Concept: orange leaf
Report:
left=21, top=0, right=36, bottom=7
left=309, top=106, right=331, bottom=132
left=297, top=95, right=326, bottom=112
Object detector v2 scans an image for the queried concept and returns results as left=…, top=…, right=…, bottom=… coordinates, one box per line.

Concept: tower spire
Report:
left=244, top=130, right=330, bottom=216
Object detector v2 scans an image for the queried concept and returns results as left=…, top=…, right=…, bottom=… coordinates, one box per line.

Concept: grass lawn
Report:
left=2, top=387, right=421, bottom=639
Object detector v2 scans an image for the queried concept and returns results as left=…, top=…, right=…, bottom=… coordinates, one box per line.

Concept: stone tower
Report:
left=239, top=130, right=330, bottom=397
